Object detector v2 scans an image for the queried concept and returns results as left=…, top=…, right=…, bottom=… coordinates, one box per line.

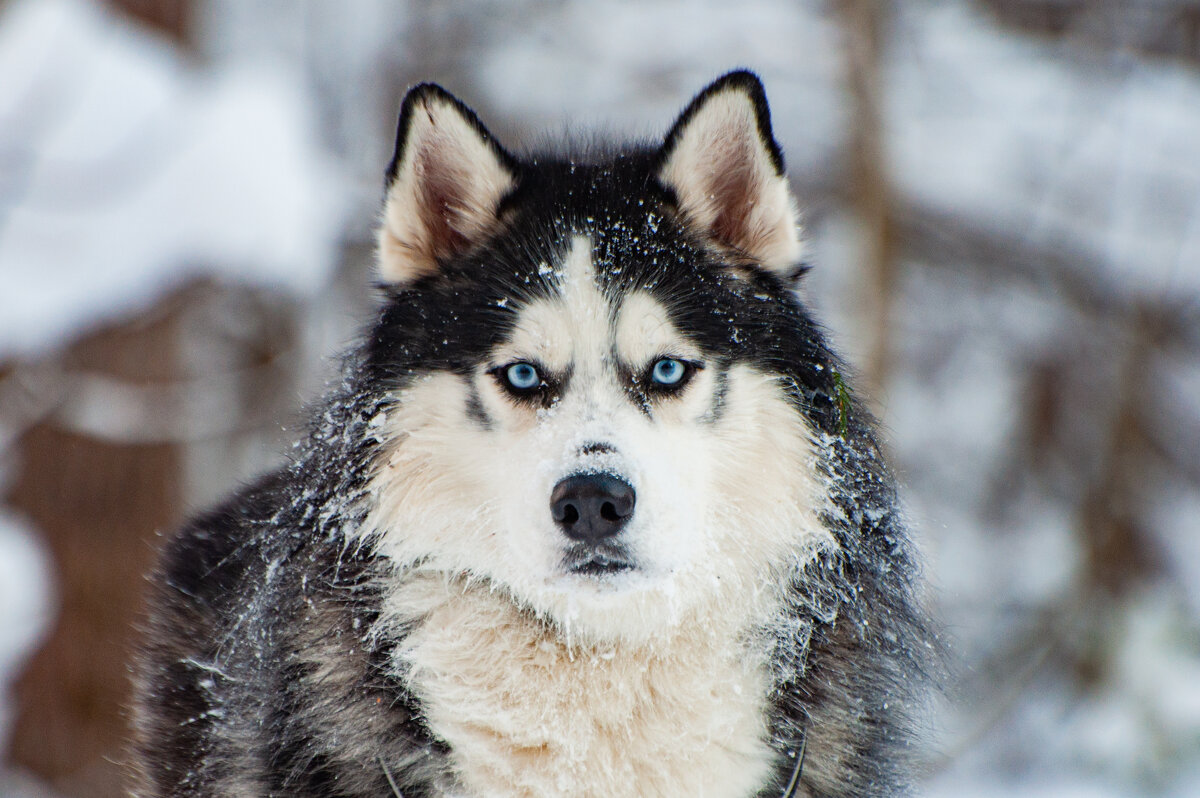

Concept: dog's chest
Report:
left=390, top=581, right=777, bottom=798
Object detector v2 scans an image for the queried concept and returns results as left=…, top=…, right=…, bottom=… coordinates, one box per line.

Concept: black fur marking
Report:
left=461, top=376, right=492, bottom=430
left=619, top=362, right=656, bottom=418
left=704, top=365, right=730, bottom=425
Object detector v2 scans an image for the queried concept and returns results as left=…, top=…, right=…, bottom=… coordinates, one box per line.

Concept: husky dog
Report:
left=133, top=71, right=932, bottom=798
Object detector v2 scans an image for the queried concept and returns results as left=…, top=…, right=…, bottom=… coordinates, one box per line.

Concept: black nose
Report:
left=550, top=474, right=636, bottom=544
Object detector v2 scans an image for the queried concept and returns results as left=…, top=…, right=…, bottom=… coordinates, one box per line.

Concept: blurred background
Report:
left=1, top=0, right=1199, bottom=796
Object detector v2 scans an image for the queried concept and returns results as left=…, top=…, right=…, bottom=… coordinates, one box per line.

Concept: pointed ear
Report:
left=377, top=84, right=517, bottom=284
left=656, top=71, right=802, bottom=274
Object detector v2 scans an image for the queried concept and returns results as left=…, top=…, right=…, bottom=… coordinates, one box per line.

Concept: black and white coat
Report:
left=133, top=71, right=933, bottom=798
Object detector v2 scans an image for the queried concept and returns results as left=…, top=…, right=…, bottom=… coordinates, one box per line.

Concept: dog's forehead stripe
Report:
left=499, top=236, right=608, bottom=374
left=499, top=236, right=696, bottom=377
left=556, top=235, right=611, bottom=339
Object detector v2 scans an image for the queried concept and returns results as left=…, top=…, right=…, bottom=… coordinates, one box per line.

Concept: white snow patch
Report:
left=888, top=2, right=1200, bottom=298
left=0, top=510, right=53, bottom=752
left=0, top=0, right=349, bottom=360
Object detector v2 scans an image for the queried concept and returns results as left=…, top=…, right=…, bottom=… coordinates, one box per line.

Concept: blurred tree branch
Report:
left=897, top=204, right=1200, bottom=353
left=981, top=0, right=1200, bottom=63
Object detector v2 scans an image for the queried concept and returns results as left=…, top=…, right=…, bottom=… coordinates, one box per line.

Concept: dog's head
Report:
left=362, top=72, right=836, bottom=641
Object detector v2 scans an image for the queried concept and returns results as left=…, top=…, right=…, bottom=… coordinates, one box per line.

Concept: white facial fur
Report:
left=362, top=235, right=832, bottom=643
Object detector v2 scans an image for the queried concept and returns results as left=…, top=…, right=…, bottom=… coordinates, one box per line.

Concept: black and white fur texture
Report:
left=133, top=71, right=933, bottom=798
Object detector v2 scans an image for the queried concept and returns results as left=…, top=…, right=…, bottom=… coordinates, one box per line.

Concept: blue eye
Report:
left=504, top=362, right=541, bottom=391
left=650, top=358, right=687, bottom=386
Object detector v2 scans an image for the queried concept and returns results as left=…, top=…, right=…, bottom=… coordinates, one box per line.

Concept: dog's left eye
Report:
left=503, top=362, right=542, bottom=391
left=648, top=357, right=693, bottom=389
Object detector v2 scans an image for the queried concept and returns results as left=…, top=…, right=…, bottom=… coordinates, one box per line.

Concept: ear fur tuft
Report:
left=377, top=84, right=517, bottom=284
left=657, top=70, right=802, bottom=275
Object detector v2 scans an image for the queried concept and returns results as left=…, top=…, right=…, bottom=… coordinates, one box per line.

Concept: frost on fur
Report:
left=133, top=71, right=934, bottom=798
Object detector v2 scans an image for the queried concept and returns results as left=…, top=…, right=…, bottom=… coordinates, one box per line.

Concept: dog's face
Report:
left=362, top=74, right=834, bottom=641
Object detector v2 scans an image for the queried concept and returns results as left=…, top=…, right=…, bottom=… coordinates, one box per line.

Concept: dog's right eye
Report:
left=501, top=362, right=542, bottom=392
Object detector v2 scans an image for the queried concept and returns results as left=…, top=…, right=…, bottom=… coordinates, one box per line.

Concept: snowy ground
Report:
left=2, top=0, right=1198, bottom=795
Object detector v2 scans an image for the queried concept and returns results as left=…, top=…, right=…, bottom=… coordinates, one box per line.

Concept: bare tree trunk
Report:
left=837, top=0, right=896, bottom=398
left=107, top=0, right=193, bottom=47
left=6, top=315, right=183, bottom=798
